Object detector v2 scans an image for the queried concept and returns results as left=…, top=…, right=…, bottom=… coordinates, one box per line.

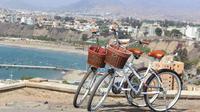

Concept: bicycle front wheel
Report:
left=87, top=72, right=114, bottom=111
left=73, top=67, right=97, bottom=108
left=144, top=69, right=182, bottom=112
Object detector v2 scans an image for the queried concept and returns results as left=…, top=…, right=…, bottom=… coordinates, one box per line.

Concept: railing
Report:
left=0, top=64, right=72, bottom=71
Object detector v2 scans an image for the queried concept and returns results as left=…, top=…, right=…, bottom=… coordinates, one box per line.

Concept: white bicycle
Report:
left=87, top=29, right=182, bottom=112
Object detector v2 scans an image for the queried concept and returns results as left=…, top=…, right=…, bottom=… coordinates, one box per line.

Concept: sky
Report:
left=0, top=0, right=81, bottom=9
left=0, top=0, right=200, bottom=21
left=0, top=0, right=200, bottom=10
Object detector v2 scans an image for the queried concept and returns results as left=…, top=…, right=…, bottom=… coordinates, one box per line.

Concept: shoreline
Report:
left=0, top=37, right=88, bottom=55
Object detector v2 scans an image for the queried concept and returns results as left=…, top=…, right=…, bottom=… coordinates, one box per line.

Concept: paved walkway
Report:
left=0, top=88, right=199, bottom=112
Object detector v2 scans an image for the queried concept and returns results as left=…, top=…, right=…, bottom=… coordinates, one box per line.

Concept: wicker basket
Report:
left=105, top=44, right=131, bottom=69
left=88, top=46, right=106, bottom=68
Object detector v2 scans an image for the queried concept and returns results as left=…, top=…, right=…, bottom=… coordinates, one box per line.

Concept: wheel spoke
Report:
left=73, top=68, right=98, bottom=108
left=88, top=73, right=114, bottom=111
left=144, top=71, right=182, bottom=111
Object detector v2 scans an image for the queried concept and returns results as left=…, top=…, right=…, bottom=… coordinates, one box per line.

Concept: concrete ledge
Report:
left=181, top=91, right=200, bottom=99
left=0, top=81, right=200, bottom=99
left=0, top=82, right=25, bottom=91
left=25, top=82, right=77, bottom=94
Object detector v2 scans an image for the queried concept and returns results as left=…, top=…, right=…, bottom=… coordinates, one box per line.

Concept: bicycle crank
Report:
left=112, top=82, right=122, bottom=94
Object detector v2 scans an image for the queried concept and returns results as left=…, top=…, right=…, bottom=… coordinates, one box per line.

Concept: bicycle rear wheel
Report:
left=73, top=67, right=97, bottom=108
left=87, top=71, right=114, bottom=111
left=144, top=69, right=182, bottom=112
left=125, top=67, right=159, bottom=107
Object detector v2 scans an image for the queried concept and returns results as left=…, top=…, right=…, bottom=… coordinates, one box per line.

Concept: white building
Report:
left=26, top=17, right=34, bottom=25
left=20, top=17, right=26, bottom=24
left=21, top=17, right=35, bottom=25
left=139, top=22, right=161, bottom=37
left=0, top=14, right=5, bottom=23
left=185, top=25, right=200, bottom=40
left=120, top=26, right=134, bottom=33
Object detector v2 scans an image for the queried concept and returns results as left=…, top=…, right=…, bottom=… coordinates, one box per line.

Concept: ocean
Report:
left=0, top=45, right=87, bottom=80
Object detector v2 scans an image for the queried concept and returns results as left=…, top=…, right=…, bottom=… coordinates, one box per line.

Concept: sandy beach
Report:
left=0, top=37, right=88, bottom=55
left=62, top=70, right=85, bottom=82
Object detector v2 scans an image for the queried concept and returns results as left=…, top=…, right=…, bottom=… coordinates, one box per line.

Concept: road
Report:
left=0, top=88, right=199, bottom=112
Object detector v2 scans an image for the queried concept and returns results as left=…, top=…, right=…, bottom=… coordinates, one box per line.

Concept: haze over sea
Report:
left=0, top=45, right=87, bottom=80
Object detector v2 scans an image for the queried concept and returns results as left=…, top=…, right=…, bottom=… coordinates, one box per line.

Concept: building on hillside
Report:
left=20, top=16, right=35, bottom=25
left=184, top=25, right=200, bottom=41
left=20, top=17, right=26, bottom=24
left=41, top=21, right=53, bottom=28
left=120, top=26, right=134, bottom=33
left=53, top=21, right=59, bottom=28
left=0, top=14, right=5, bottom=23
left=26, top=17, right=35, bottom=25
left=4, top=15, right=17, bottom=23
left=139, top=22, right=162, bottom=37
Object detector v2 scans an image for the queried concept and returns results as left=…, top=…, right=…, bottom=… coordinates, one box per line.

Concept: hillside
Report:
left=0, top=0, right=200, bottom=21
left=0, top=23, right=82, bottom=42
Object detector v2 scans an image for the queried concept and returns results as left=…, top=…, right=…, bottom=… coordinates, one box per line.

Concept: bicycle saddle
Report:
left=148, top=50, right=165, bottom=59
left=128, top=48, right=143, bottom=56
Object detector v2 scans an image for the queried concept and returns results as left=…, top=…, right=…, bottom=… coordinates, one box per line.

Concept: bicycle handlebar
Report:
left=110, top=29, right=149, bottom=47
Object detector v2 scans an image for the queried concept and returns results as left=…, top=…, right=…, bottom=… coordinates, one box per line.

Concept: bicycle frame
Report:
left=96, top=30, right=165, bottom=96
left=110, top=59, right=164, bottom=95
left=87, top=29, right=182, bottom=112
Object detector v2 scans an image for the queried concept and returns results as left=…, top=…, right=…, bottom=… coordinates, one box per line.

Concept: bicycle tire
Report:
left=87, top=72, right=114, bottom=111
left=73, top=68, right=96, bottom=108
left=144, top=69, right=182, bottom=112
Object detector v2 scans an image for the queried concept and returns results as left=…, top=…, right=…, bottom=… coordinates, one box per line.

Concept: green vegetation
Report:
left=64, top=17, right=74, bottom=22
left=81, top=34, right=88, bottom=41
left=183, top=60, right=193, bottom=70
left=196, top=66, right=200, bottom=75
left=62, top=80, right=70, bottom=84
left=32, top=35, right=56, bottom=41
left=178, top=48, right=188, bottom=61
left=0, top=33, right=20, bottom=37
left=171, top=29, right=183, bottom=38
left=21, top=75, right=34, bottom=80
left=96, top=20, right=104, bottom=26
left=77, top=19, right=87, bottom=23
left=194, top=80, right=200, bottom=85
left=85, top=38, right=109, bottom=46
left=98, top=39, right=109, bottom=46
left=99, top=24, right=109, bottom=37
left=121, top=17, right=142, bottom=28
left=164, top=29, right=183, bottom=38
left=174, top=48, right=190, bottom=69
left=155, top=28, right=162, bottom=36
left=54, top=16, right=61, bottom=20
left=174, top=48, right=200, bottom=70
left=164, top=30, right=171, bottom=37
left=118, top=30, right=131, bottom=39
